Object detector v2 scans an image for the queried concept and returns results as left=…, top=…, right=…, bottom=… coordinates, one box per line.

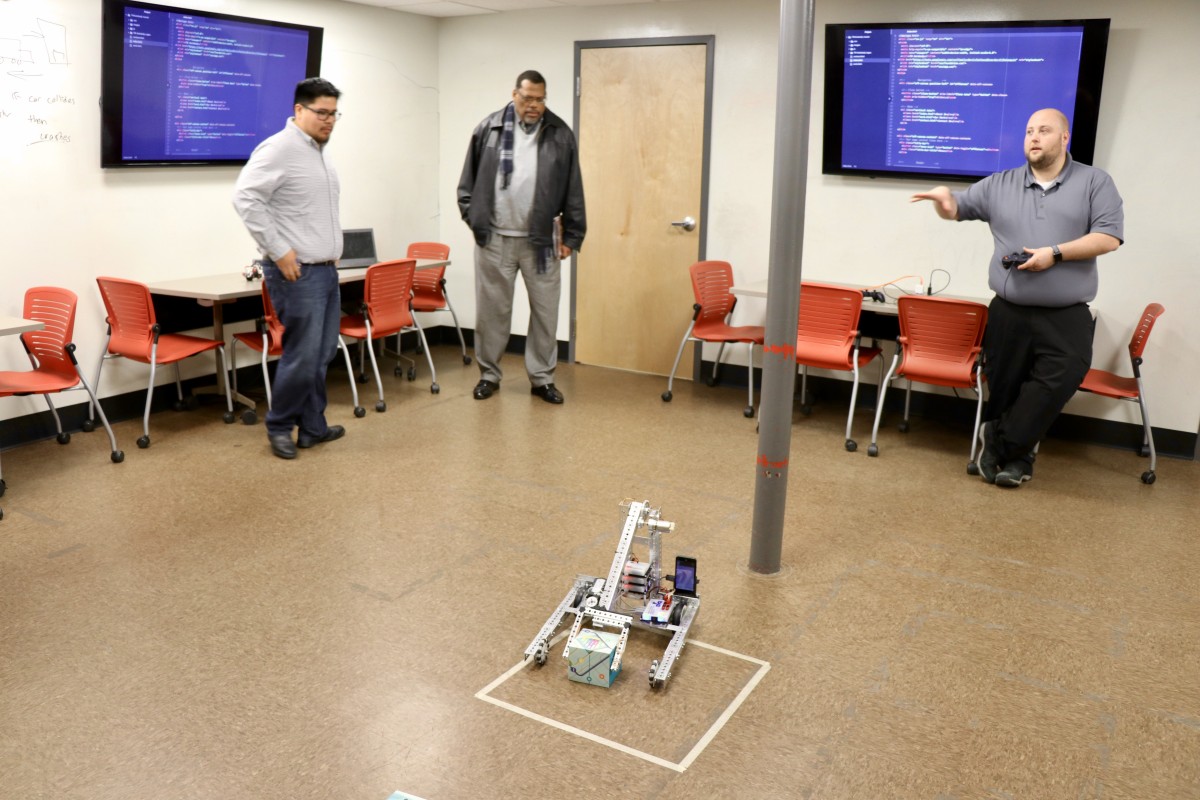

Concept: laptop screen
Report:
left=340, top=229, right=377, bottom=268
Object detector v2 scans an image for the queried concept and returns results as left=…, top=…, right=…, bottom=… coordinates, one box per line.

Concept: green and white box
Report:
left=567, top=628, right=621, bottom=687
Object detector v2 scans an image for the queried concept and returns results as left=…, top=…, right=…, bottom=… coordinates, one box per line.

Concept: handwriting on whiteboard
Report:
left=0, top=16, right=74, bottom=148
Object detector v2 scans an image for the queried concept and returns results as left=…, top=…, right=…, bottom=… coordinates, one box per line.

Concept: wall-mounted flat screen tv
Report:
left=823, top=19, right=1110, bottom=183
left=101, top=0, right=322, bottom=167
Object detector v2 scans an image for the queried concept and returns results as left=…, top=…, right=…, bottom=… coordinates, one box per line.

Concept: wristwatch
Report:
left=1051, top=244, right=1063, bottom=263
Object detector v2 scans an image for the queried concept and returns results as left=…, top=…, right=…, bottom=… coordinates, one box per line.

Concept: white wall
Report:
left=0, top=0, right=439, bottom=420
left=437, top=0, right=1200, bottom=436
left=4, top=0, right=1197, bottom=438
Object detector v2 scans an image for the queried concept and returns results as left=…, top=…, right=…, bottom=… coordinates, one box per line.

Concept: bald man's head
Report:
left=1025, top=108, right=1070, bottom=173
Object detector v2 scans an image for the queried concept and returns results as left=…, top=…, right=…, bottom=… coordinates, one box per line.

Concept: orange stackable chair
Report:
left=867, top=295, right=988, bottom=471
left=407, top=242, right=471, bottom=367
left=661, top=260, right=765, bottom=418
left=0, top=287, right=124, bottom=511
left=229, top=283, right=284, bottom=426
left=793, top=282, right=884, bottom=452
left=337, top=259, right=436, bottom=415
left=91, top=276, right=235, bottom=449
left=1077, top=302, right=1165, bottom=484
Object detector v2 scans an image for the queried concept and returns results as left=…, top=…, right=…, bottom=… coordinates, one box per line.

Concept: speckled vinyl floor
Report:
left=1, top=346, right=1197, bottom=799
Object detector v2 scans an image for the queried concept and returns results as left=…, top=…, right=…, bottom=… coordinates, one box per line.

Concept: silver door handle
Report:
left=670, top=216, right=697, bottom=232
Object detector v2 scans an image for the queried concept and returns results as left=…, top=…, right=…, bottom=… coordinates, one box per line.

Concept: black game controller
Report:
left=1001, top=252, right=1032, bottom=270
left=862, top=289, right=886, bottom=303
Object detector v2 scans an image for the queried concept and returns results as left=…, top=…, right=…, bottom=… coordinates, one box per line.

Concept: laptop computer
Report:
left=339, top=228, right=377, bottom=269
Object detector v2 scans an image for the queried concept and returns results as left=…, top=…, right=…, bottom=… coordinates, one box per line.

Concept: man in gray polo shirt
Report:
left=234, top=77, right=347, bottom=460
left=911, top=108, right=1124, bottom=487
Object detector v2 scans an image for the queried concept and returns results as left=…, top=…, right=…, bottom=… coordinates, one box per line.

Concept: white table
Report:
left=730, top=278, right=991, bottom=316
left=1, top=316, right=44, bottom=337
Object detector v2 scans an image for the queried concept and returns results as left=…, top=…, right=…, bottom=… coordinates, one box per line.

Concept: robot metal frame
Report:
left=523, top=499, right=699, bottom=689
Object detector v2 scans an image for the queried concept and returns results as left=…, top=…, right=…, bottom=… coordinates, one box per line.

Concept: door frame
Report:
left=570, top=35, right=716, bottom=373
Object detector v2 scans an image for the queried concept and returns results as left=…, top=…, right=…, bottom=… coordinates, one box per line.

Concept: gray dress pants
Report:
left=474, top=233, right=561, bottom=386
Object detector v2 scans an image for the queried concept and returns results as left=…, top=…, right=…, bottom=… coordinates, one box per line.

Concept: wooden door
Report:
left=574, top=42, right=710, bottom=376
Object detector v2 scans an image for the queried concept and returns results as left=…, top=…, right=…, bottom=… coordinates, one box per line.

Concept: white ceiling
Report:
left=340, top=0, right=695, bottom=19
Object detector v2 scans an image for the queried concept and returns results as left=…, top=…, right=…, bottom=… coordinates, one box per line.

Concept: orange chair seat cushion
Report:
left=1078, top=368, right=1139, bottom=399
left=796, top=343, right=880, bottom=372
left=109, top=332, right=223, bottom=364
left=898, top=353, right=980, bottom=388
left=410, top=297, right=447, bottom=312
left=339, top=314, right=403, bottom=340
left=233, top=331, right=283, bottom=357
left=0, top=371, right=78, bottom=396
left=692, top=322, right=765, bottom=343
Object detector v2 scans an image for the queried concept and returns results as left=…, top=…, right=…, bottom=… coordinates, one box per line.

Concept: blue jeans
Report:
left=262, top=260, right=341, bottom=438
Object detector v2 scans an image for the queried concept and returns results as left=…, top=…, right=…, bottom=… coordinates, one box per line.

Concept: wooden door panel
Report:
left=575, top=44, right=707, bottom=376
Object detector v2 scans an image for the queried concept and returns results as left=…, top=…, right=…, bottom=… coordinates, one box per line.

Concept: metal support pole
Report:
left=749, top=0, right=815, bottom=574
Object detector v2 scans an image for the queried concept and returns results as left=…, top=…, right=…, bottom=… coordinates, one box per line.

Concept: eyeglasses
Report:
left=300, top=105, right=342, bottom=121
left=516, top=91, right=547, bottom=106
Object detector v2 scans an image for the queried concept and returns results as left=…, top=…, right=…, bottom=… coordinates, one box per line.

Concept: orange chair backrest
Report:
left=1128, top=303, right=1165, bottom=362
left=794, top=282, right=863, bottom=370
left=96, top=276, right=157, bottom=359
left=20, top=286, right=79, bottom=382
left=411, top=264, right=448, bottom=307
left=406, top=241, right=450, bottom=261
left=363, top=259, right=417, bottom=335
left=896, top=296, right=987, bottom=387
left=690, top=261, right=737, bottom=331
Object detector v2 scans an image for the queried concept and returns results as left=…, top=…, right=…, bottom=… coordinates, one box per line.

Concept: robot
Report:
left=523, top=499, right=699, bottom=689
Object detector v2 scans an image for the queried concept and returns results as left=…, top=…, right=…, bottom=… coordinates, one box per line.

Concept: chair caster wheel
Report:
left=463, top=355, right=473, bottom=365
left=173, top=400, right=186, bottom=412
left=845, top=439, right=857, bottom=452
left=112, top=450, right=125, bottom=463
left=223, top=412, right=235, bottom=424
left=81, top=419, right=95, bottom=433
left=354, top=406, right=366, bottom=418
left=393, top=367, right=403, bottom=377
left=431, top=383, right=440, bottom=394
left=800, top=405, right=812, bottom=416
left=375, top=401, right=387, bottom=413
left=241, top=410, right=258, bottom=425
left=662, top=391, right=672, bottom=402
left=137, top=435, right=150, bottom=449
left=407, top=368, right=416, bottom=381
left=744, top=406, right=754, bottom=418
left=867, top=444, right=878, bottom=457
left=57, top=432, right=71, bottom=445
left=1141, top=470, right=1156, bottom=485
left=357, top=374, right=369, bottom=384
left=1139, top=445, right=1150, bottom=458
left=967, top=462, right=980, bottom=476
left=898, top=421, right=910, bottom=434
left=705, top=376, right=717, bottom=387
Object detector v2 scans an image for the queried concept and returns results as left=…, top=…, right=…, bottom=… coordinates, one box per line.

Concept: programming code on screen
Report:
left=841, top=26, right=1085, bottom=178
left=120, top=6, right=310, bottom=162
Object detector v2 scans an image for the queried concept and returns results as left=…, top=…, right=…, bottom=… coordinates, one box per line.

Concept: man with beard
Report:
left=910, top=108, right=1124, bottom=487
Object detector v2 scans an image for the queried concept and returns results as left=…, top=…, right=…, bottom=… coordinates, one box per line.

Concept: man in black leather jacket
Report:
left=456, top=70, right=587, bottom=405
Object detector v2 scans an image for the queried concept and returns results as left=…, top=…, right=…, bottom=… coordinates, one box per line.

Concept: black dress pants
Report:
left=983, top=296, right=1094, bottom=463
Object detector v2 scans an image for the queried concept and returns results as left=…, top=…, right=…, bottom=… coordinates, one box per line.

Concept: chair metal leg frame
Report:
left=66, top=343, right=124, bottom=464
left=965, top=370, right=984, bottom=474
left=661, top=320, right=696, bottom=402
left=381, top=320, right=440, bottom=394
left=711, top=342, right=728, bottom=386
left=336, top=336, right=365, bottom=418
left=867, top=351, right=901, bottom=458
left=230, top=334, right=273, bottom=425
left=443, top=292, right=472, bottom=365
left=843, top=343, right=864, bottom=452
left=744, top=342, right=756, bottom=418
left=356, top=319, right=389, bottom=413
left=1134, top=377, right=1157, bottom=483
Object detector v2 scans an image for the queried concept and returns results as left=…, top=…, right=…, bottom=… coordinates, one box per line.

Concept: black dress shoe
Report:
left=473, top=380, right=499, bottom=400
left=268, top=433, right=297, bottom=460
left=531, top=383, right=564, bottom=404
left=297, top=425, right=345, bottom=449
